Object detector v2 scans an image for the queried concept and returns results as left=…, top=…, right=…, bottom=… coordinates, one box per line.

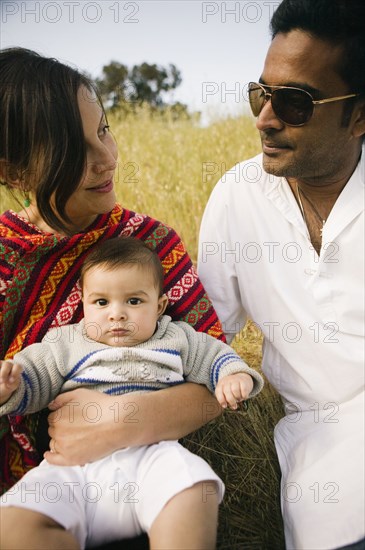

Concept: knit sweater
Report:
left=0, top=315, right=263, bottom=416
left=0, top=205, right=225, bottom=493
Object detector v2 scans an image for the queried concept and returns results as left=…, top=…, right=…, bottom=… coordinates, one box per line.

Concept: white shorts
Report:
left=0, top=441, right=224, bottom=548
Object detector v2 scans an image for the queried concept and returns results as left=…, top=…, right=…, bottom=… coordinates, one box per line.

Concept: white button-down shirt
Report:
left=198, top=145, right=365, bottom=549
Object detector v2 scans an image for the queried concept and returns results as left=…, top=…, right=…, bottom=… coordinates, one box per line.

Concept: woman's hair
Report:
left=80, top=237, right=165, bottom=296
left=0, top=47, right=106, bottom=234
left=270, top=0, right=365, bottom=95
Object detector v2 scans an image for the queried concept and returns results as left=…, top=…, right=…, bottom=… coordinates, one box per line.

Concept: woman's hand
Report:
left=45, top=384, right=222, bottom=466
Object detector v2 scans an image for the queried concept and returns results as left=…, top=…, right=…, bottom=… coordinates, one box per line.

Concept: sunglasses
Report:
left=248, top=82, right=359, bottom=126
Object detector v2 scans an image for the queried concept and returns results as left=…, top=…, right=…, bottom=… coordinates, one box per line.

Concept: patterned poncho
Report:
left=0, top=204, right=224, bottom=494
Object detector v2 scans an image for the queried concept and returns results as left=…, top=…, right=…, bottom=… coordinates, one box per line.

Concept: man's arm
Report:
left=45, top=383, right=221, bottom=465
left=198, top=174, right=247, bottom=343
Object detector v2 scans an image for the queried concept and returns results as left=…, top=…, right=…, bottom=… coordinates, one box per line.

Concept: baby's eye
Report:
left=95, top=298, right=108, bottom=306
left=127, top=298, right=142, bottom=306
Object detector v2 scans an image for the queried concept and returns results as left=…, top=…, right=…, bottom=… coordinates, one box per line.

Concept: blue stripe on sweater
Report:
left=210, top=353, right=239, bottom=389
left=153, top=349, right=180, bottom=356
left=104, top=380, right=184, bottom=395
left=18, top=371, right=32, bottom=414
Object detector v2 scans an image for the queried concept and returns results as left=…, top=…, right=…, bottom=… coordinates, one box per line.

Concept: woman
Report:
left=0, top=48, right=224, bottom=539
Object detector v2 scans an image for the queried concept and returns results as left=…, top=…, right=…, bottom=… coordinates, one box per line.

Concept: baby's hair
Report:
left=80, top=237, right=165, bottom=296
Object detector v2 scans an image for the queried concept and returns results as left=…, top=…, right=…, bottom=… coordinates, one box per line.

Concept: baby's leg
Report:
left=149, top=480, right=219, bottom=550
left=0, top=506, right=79, bottom=549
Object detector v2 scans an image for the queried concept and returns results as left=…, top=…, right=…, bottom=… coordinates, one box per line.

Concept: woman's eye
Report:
left=128, top=298, right=142, bottom=305
left=99, top=125, right=110, bottom=137
left=96, top=299, right=108, bottom=306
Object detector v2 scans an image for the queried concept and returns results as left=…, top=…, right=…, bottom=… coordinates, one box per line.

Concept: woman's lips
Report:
left=87, top=179, right=114, bottom=193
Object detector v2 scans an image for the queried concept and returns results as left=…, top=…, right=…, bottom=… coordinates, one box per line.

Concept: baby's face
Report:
left=82, top=265, right=167, bottom=347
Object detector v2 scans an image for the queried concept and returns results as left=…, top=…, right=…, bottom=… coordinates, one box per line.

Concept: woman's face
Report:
left=63, top=86, right=118, bottom=230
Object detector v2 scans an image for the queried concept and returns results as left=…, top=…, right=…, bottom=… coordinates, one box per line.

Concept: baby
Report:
left=0, top=237, right=263, bottom=549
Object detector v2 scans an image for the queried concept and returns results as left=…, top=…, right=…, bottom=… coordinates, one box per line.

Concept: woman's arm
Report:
left=45, top=383, right=222, bottom=465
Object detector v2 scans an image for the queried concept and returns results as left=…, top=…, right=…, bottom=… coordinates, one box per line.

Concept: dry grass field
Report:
left=110, top=107, right=261, bottom=261
left=1, top=109, right=285, bottom=549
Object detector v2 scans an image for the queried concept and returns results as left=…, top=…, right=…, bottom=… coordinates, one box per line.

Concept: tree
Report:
left=95, top=61, right=128, bottom=108
left=128, top=62, right=182, bottom=106
left=96, top=61, right=184, bottom=110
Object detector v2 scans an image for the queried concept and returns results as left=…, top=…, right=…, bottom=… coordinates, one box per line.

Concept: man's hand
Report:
left=215, top=372, right=254, bottom=410
left=45, top=388, right=123, bottom=465
left=0, top=360, right=22, bottom=405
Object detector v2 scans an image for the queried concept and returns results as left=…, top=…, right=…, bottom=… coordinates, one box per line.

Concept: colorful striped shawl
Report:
left=0, top=204, right=224, bottom=493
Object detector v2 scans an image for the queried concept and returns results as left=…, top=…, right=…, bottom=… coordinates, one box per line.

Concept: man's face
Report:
left=256, top=30, right=362, bottom=185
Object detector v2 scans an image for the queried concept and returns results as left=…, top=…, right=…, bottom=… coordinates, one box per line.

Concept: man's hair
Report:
left=80, top=238, right=165, bottom=296
left=0, top=47, right=107, bottom=235
left=270, top=0, right=365, bottom=95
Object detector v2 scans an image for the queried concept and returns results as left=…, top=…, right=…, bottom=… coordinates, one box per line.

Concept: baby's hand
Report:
left=0, top=360, right=22, bottom=405
left=215, top=372, right=254, bottom=410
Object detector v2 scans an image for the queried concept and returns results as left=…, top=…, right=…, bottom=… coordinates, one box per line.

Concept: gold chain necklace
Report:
left=296, top=183, right=326, bottom=236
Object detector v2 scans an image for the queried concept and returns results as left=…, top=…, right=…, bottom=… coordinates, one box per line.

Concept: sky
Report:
left=0, top=0, right=276, bottom=121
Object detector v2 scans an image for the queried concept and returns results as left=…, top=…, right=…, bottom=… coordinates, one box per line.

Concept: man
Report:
left=198, top=1, right=365, bottom=548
